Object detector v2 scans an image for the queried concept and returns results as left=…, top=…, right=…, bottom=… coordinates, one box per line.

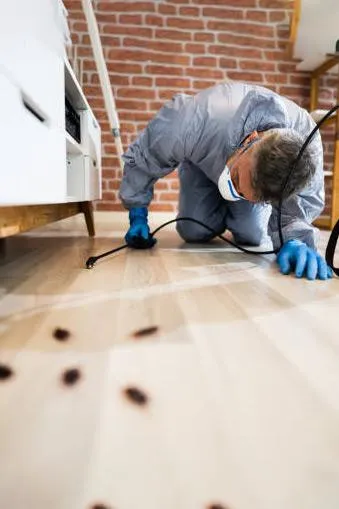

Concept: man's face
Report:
left=228, top=133, right=263, bottom=203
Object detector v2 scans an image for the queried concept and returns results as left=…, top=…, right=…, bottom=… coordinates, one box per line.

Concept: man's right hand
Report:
left=125, top=207, right=157, bottom=249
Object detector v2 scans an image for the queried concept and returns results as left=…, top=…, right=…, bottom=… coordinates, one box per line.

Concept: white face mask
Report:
left=218, top=164, right=244, bottom=201
left=218, top=135, right=260, bottom=201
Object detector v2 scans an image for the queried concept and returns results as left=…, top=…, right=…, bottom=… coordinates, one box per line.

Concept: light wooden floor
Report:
left=0, top=211, right=339, bottom=509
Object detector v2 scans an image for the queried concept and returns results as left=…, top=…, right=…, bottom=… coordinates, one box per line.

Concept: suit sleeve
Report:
left=119, top=93, right=201, bottom=209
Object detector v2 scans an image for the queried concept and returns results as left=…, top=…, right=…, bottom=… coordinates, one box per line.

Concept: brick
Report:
left=170, top=179, right=180, bottom=190
left=166, top=169, right=178, bottom=179
left=102, top=142, right=117, bottom=154
left=119, top=14, right=143, bottom=24
left=227, top=71, right=263, bottom=82
left=219, top=58, right=238, bottom=69
left=102, top=191, right=116, bottom=200
left=93, top=109, right=109, bottom=122
left=82, top=72, right=96, bottom=85
left=202, top=7, right=243, bottom=19
left=158, top=89, right=181, bottom=100
left=119, top=111, right=152, bottom=122
left=107, top=62, right=143, bottom=74
left=277, top=40, right=289, bottom=52
left=100, top=36, right=121, bottom=47
left=102, top=157, right=120, bottom=168
left=157, top=4, right=176, bottom=15
left=166, top=17, right=205, bottom=30
left=149, top=203, right=174, bottom=212
left=156, top=77, right=191, bottom=87
left=218, top=34, right=275, bottom=49
left=76, top=47, right=93, bottom=57
left=132, top=76, right=154, bottom=86
left=89, top=13, right=115, bottom=23
left=318, top=89, right=334, bottom=100
left=192, top=0, right=256, bottom=5
left=269, top=10, right=288, bottom=22
left=320, top=76, right=338, bottom=87
left=245, top=10, right=268, bottom=22
left=72, top=21, right=88, bottom=32
left=102, top=169, right=117, bottom=180
left=154, top=182, right=170, bottom=191
left=64, top=0, right=81, bottom=9
left=146, top=64, right=184, bottom=76
left=318, top=99, right=335, bottom=109
left=97, top=2, right=155, bottom=13
left=194, top=32, right=215, bottom=42
left=70, top=33, right=80, bottom=44
left=289, top=75, right=310, bottom=86
left=124, top=37, right=183, bottom=53
left=103, top=25, right=153, bottom=38
left=155, top=29, right=192, bottom=41
left=210, top=20, right=274, bottom=38
left=88, top=98, right=105, bottom=111
left=149, top=101, right=166, bottom=111
left=185, top=67, right=224, bottom=79
left=102, top=133, right=119, bottom=144
left=324, top=153, right=334, bottom=163
left=240, top=60, right=276, bottom=71
left=116, top=99, right=148, bottom=110
left=79, top=34, right=91, bottom=45
left=258, top=0, right=289, bottom=7
left=67, top=11, right=86, bottom=20
left=179, top=6, right=201, bottom=16
left=278, top=62, right=298, bottom=73
left=264, top=73, right=288, bottom=84
left=118, top=88, right=156, bottom=100
left=193, top=56, right=217, bottom=67
left=185, top=43, right=206, bottom=54
left=277, top=26, right=290, bottom=39
left=322, top=133, right=335, bottom=143
left=179, top=6, right=201, bottom=18
left=159, top=192, right=179, bottom=201
left=145, top=14, right=164, bottom=26
left=110, top=75, right=131, bottom=86
left=135, top=123, right=148, bottom=132
left=107, top=49, right=189, bottom=66
left=83, top=85, right=103, bottom=97
left=97, top=203, right=125, bottom=211
left=264, top=50, right=290, bottom=61
left=108, top=180, right=121, bottom=190
left=210, top=45, right=262, bottom=60
left=279, top=86, right=310, bottom=98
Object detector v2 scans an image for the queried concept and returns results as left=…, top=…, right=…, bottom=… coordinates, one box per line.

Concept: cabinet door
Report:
left=67, top=154, right=101, bottom=202
left=0, top=73, right=66, bottom=205
left=0, top=0, right=66, bottom=129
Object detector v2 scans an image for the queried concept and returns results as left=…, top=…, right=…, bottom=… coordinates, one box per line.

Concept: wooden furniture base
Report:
left=0, top=201, right=95, bottom=238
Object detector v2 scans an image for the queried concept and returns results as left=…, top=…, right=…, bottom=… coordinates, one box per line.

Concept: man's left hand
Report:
left=277, top=239, right=333, bottom=280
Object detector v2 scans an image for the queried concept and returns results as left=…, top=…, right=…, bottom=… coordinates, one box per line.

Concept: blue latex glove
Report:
left=125, top=207, right=157, bottom=249
left=277, top=239, right=333, bottom=280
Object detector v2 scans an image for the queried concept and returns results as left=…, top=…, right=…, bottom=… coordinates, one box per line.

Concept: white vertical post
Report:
left=80, top=0, right=124, bottom=172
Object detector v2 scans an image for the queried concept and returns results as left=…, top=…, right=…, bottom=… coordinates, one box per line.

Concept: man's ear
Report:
left=243, top=130, right=259, bottom=146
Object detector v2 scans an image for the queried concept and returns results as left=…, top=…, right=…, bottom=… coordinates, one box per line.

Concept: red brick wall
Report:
left=64, top=0, right=335, bottom=215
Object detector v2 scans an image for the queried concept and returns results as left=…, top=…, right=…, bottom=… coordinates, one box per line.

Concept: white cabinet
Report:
left=0, top=0, right=101, bottom=207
